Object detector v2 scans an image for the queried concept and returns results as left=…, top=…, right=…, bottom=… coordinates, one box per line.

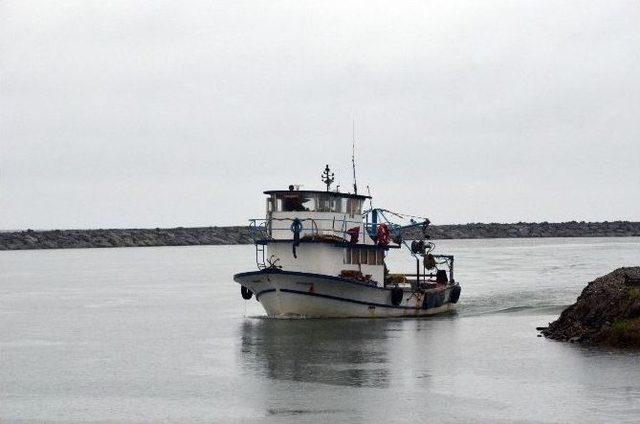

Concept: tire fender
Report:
left=241, top=286, right=253, bottom=300
left=390, top=287, right=403, bottom=306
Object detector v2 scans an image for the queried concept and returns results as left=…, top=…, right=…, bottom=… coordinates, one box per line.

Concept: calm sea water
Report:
left=1, top=238, right=640, bottom=423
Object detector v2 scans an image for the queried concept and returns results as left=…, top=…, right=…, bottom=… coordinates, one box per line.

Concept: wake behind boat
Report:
left=233, top=165, right=461, bottom=318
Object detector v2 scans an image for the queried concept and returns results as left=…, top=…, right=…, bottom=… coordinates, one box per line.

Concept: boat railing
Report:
left=410, top=254, right=454, bottom=286
left=249, top=217, right=408, bottom=248
left=248, top=217, right=394, bottom=245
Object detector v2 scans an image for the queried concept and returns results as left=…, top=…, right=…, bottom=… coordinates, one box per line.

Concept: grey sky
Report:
left=1, top=1, right=639, bottom=229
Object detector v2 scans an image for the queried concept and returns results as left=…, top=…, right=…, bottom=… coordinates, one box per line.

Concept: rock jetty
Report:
left=0, top=227, right=252, bottom=250
left=408, top=220, right=640, bottom=239
left=1, top=221, right=639, bottom=251
left=542, top=267, right=640, bottom=348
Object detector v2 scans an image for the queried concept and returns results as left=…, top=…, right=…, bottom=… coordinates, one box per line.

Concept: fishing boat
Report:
left=233, top=165, right=461, bottom=318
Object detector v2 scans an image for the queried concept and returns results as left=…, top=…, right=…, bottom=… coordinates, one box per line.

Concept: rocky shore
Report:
left=542, top=267, right=640, bottom=348
left=1, top=221, right=639, bottom=251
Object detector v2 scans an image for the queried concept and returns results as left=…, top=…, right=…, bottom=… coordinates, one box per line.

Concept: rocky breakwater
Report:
left=2, top=221, right=639, bottom=250
left=0, top=227, right=253, bottom=250
left=542, top=267, right=640, bottom=348
left=411, top=221, right=640, bottom=239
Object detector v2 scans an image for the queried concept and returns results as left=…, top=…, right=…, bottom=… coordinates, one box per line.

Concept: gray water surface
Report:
left=1, top=238, right=640, bottom=423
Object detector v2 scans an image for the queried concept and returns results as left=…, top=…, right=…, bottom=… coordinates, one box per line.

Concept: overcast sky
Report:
left=1, top=1, right=639, bottom=229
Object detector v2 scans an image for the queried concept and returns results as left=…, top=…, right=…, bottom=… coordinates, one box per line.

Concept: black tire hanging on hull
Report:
left=241, top=286, right=253, bottom=300
left=449, top=285, right=461, bottom=304
left=390, top=288, right=404, bottom=306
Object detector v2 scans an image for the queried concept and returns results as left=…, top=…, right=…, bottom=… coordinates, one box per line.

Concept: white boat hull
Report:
left=234, top=270, right=459, bottom=318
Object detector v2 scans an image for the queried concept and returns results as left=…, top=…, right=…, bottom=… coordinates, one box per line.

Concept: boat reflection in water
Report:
left=240, top=319, right=393, bottom=388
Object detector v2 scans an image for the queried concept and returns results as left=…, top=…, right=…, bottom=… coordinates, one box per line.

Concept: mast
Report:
left=352, top=120, right=358, bottom=195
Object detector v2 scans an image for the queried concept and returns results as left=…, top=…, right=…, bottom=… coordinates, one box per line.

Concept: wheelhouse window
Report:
left=316, top=193, right=331, bottom=212
left=270, top=192, right=358, bottom=213
left=272, top=193, right=315, bottom=212
left=346, top=198, right=363, bottom=216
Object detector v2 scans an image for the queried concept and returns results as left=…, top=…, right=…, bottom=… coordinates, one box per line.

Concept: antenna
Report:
left=352, top=120, right=358, bottom=195
left=321, top=164, right=335, bottom=191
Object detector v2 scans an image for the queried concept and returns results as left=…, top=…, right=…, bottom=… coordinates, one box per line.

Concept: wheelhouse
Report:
left=265, top=190, right=368, bottom=216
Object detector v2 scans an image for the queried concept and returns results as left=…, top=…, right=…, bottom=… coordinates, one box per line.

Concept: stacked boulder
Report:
left=543, top=267, right=640, bottom=348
